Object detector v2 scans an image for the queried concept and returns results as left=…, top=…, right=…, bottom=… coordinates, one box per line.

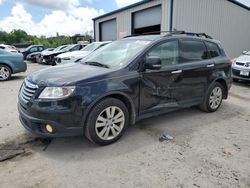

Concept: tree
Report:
left=0, top=29, right=93, bottom=48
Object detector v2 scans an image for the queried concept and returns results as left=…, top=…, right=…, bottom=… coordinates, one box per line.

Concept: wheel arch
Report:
left=82, top=92, right=137, bottom=129
left=0, top=62, right=13, bottom=73
left=214, top=78, right=228, bottom=99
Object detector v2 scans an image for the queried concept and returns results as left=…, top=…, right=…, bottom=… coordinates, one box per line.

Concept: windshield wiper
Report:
left=84, top=61, right=109, bottom=68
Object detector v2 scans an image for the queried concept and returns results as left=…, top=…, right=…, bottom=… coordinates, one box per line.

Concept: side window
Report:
left=30, top=47, right=38, bottom=53
left=38, top=47, right=44, bottom=51
left=147, top=40, right=179, bottom=67
left=180, top=40, right=209, bottom=63
left=205, top=42, right=220, bottom=58
left=0, top=46, right=5, bottom=49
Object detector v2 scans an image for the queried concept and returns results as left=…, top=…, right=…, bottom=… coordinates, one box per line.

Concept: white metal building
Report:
left=93, top=0, right=250, bottom=57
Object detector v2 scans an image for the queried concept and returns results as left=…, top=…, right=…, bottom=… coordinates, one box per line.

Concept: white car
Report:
left=232, top=50, right=250, bottom=81
left=55, top=42, right=111, bottom=65
left=0, top=44, right=18, bottom=53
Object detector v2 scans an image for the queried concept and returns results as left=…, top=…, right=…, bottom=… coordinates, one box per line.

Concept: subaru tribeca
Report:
left=18, top=32, right=232, bottom=145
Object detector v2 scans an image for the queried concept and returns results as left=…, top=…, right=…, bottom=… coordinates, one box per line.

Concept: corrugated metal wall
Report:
left=173, top=0, right=250, bottom=57
left=94, top=0, right=169, bottom=41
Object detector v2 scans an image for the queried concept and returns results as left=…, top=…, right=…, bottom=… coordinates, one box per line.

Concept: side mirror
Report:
left=145, top=56, right=162, bottom=70
left=242, top=51, right=247, bottom=54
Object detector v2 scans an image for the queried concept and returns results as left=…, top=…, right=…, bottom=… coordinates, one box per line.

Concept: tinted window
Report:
left=180, top=40, right=208, bottom=62
left=148, top=40, right=179, bottom=66
left=205, top=42, right=220, bottom=58
left=0, top=46, right=5, bottom=49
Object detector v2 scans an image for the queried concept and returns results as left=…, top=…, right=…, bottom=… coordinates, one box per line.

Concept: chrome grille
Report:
left=20, top=80, right=38, bottom=103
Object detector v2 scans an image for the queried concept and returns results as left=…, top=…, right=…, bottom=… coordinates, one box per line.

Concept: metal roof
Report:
left=92, top=0, right=151, bottom=20
left=93, top=0, right=249, bottom=21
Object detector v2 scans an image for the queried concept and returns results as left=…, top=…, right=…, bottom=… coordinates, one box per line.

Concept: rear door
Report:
left=176, top=39, right=217, bottom=105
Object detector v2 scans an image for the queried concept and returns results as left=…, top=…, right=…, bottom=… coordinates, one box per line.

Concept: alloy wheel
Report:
left=95, top=106, right=125, bottom=141
left=209, top=86, right=222, bottom=110
left=0, top=66, right=10, bottom=81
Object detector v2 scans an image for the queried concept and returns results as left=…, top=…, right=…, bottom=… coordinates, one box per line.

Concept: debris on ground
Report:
left=0, top=137, right=53, bottom=162
left=0, top=145, right=25, bottom=162
left=222, top=148, right=232, bottom=156
left=233, top=144, right=241, bottom=150
left=159, top=132, right=174, bottom=142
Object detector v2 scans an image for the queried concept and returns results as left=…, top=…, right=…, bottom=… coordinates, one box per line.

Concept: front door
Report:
left=139, top=39, right=183, bottom=115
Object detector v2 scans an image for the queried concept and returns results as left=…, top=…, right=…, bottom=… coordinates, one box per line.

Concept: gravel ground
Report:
left=0, top=63, right=250, bottom=188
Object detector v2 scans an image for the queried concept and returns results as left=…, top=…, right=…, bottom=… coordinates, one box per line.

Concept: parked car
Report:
left=27, top=48, right=55, bottom=63
left=55, top=42, right=110, bottom=65
left=21, top=45, right=45, bottom=59
left=40, top=44, right=85, bottom=65
left=18, top=32, right=232, bottom=145
left=232, top=50, right=250, bottom=81
left=0, top=49, right=26, bottom=81
left=0, top=44, right=19, bottom=53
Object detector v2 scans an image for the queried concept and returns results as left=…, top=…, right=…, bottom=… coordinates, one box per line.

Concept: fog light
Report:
left=46, top=124, right=53, bottom=133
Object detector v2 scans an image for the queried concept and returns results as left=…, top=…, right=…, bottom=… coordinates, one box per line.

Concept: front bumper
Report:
left=18, top=102, right=83, bottom=138
left=232, top=68, right=250, bottom=81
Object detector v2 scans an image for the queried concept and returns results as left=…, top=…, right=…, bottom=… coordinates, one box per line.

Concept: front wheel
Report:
left=85, top=98, right=129, bottom=145
left=0, top=65, right=11, bottom=81
left=199, top=82, right=224, bottom=112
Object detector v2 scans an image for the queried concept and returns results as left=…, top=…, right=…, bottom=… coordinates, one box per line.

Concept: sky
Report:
left=0, top=0, right=249, bottom=37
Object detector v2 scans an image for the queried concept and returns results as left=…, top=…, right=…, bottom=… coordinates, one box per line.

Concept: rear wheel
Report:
left=85, top=98, right=129, bottom=145
left=0, top=65, right=11, bottom=81
left=199, top=82, right=224, bottom=112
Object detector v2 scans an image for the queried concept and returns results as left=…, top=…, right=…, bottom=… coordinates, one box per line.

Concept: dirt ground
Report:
left=0, top=63, right=250, bottom=188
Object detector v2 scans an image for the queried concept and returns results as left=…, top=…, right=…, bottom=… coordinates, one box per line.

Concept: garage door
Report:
left=133, top=5, right=162, bottom=34
left=100, top=19, right=117, bottom=41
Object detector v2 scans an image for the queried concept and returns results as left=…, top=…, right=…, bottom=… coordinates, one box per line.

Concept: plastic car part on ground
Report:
left=159, top=132, right=174, bottom=142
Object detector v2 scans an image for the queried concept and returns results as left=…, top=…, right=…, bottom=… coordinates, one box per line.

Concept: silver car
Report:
left=232, top=51, right=250, bottom=81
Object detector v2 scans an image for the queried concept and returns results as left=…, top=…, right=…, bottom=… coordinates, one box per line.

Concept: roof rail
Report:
left=164, top=31, right=213, bottom=39
left=124, top=31, right=213, bottom=39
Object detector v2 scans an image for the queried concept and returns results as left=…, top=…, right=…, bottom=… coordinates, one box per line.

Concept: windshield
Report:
left=62, top=45, right=75, bottom=51
left=82, top=40, right=151, bottom=68
left=81, top=43, right=102, bottom=52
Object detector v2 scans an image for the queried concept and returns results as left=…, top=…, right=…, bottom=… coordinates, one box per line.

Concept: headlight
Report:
left=39, top=86, right=75, bottom=99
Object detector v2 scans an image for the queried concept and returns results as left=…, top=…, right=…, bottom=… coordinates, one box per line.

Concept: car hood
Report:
left=57, top=51, right=90, bottom=58
left=27, top=63, right=114, bottom=86
left=41, top=50, right=56, bottom=56
left=236, top=55, right=250, bottom=63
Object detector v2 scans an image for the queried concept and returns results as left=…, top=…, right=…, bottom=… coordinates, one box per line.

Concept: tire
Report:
left=0, top=65, right=11, bottom=81
left=199, top=82, right=224, bottom=112
left=233, top=78, right=239, bottom=82
left=85, top=98, right=129, bottom=145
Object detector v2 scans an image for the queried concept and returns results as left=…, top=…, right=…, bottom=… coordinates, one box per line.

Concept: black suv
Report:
left=18, top=32, right=232, bottom=145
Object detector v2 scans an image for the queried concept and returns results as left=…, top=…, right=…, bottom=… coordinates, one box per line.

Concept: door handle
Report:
left=171, top=70, right=182, bottom=74
left=207, top=64, right=215, bottom=68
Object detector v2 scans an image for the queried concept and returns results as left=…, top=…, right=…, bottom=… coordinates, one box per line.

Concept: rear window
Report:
left=205, top=42, right=220, bottom=58
left=180, top=40, right=209, bottom=63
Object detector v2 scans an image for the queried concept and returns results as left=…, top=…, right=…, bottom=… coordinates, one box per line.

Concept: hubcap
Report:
left=95, top=106, right=125, bottom=141
left=209, top=87, right=222, bottom=110
left=0, top=67, right=10, bottom=80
